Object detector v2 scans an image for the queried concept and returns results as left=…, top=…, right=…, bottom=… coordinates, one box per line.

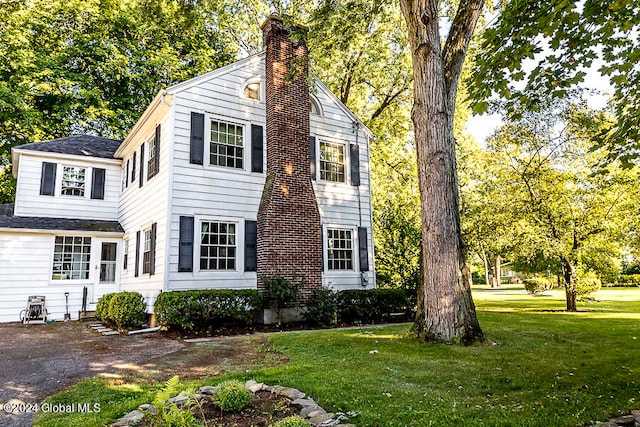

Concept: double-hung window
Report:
left=142, top=229, right=152, bottom=274
left=131, top=152, right=137, bottom=184
left=200, top=221, right=237, bottom=270
left=123, top=237, right=129, bottom=270
left=210, top=120, right=244, bottom=169
left=147, top=135, right=158, bottom=178
left=319, top=141, right=346, bottom=183
left=326, top=228, right=354, bottom=270
left=61, top=166, right=86, bottom=196
left=52, top=236, right=91, bottom=280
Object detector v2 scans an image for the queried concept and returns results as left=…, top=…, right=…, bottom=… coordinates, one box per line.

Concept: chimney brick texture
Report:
left=257, top=15, right=323, bottom=304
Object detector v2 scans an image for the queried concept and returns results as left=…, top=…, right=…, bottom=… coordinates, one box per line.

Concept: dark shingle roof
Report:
left=0, top=212, right=123, bottom=233
left=17, top=135, right=122, bottom=159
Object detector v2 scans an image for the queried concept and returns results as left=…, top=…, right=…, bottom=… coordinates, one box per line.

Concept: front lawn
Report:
left=35, top=287, right=640, bottom=426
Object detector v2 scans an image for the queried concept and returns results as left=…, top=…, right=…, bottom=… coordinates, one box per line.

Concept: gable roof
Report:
left=165, top=52, right=264, bottom=94
left=164, top=51, right=374, bottom=139
left=17, top=135, right=122, bottom=159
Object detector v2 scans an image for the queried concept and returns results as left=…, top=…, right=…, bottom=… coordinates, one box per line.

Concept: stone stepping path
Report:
left=88, top=323, right=120, bottom=336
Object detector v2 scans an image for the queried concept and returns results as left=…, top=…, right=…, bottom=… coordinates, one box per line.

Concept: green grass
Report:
left=35, top=287, right=640, bottom=426
left=32, top=378, right=156, bottom=427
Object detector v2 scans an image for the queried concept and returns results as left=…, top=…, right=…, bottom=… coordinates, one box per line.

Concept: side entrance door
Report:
left=92, top=239, right=120, bottom=303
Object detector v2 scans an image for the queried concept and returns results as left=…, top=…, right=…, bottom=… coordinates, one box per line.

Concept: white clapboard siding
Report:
left=13, top=154, right=121, bottom=220
left=164, top=52, right=375, bottom=291
left=117, top=111, right=172, bottom=307
left=311, top=84, right=375, bottom=289
left=166, top=63, right=266, bottom=290
left=0, top=232, right=123, bottom=322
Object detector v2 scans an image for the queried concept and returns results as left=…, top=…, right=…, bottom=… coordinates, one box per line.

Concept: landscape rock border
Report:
left=110, top=380, right=357, bottom=427
left=593, top=410, right=640, bottom=427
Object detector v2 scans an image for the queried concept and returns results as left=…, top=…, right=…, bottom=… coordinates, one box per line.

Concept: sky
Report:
left=465, top=64, right=614, bottom=144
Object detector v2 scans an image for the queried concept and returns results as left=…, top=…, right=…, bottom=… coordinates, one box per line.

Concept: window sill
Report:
left=324, top=270, right=358, bottom=275
left=316, top=180, right=351, bottom=188
left=49, top=279, right=92, bottom=285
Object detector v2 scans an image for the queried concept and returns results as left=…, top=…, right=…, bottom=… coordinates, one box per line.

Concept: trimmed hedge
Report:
left=336, top=289, right=414, bottom=323
left=305, top=288, right=338, bottom=328
left=603, top=274, right=640, bottom=287
left=523, top=278, right=552, bottom=295
left=154, top=288, right=414, bottom=331
left=95, top=292, right=115, bottom=322
left=96, top=291, right=147, bottom=329
left=154, top=289, right=262, bottom=332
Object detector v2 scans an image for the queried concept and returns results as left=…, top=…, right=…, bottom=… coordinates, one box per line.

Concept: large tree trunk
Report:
left=481, top=248, right=490, bottom=286
left=561, top=257, right=578, bottom=311
left=493, top=254, right=501, bottom=288
left=401, top=0, right=484, bottom=343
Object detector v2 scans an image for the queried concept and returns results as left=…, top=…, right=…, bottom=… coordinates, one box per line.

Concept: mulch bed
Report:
left=137, top=391, right=300, bottom=427
left=197, top=391, right=300, bottom=426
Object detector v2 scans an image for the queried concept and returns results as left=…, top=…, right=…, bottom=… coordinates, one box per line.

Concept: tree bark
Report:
left=481, top=248, right=490, bottom=286
left=401, top=0, right=484, bottom=343
left=493, top=254, right=501, bottom=288
left=561, top=257, right=578, bottom=312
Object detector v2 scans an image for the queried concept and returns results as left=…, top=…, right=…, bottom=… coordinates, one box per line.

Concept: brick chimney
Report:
left=257, top=14, right=322, bottom=303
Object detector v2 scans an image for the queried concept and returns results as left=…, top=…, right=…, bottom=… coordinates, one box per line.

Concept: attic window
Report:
left=310, top=97, right=321, bottom=115
left=243, top=81, right=261, bottom=101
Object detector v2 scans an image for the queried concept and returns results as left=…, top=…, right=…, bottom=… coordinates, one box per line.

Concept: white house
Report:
left=0, top=15, right=375, bottom=323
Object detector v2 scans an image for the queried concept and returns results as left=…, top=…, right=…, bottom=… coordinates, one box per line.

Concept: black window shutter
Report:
left=135, top=230, right=141, bottom=277
left=178, top=216, right=194, bottom=272
left=91, top=168, right=106, bottom=200
left=321, top=227, right=325, bottom=271
left=310, top=136, right=317, bottom=180
left=244, top=220, right=257, bottom=271
left=358, top=226, right=369, bottom=272
left=350, top=144, right=361, bottom=186
left=139, top=142, right=145, bottom=187
left=40, top=162, right=57, bottom=196
left=250, top=124, right=264, bottom=173
left=190, top=112, right=205, bottom=165
left=125, top=160, right=130, bottom=188
left=131, top=152, right=136, bottom=183
left=155, top=123, right=161, bottom=174
left=149, top=222, right=157, bottom=276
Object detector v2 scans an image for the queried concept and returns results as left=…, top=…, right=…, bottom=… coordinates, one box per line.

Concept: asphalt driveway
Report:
left=0, top=321, right=184, bottom=427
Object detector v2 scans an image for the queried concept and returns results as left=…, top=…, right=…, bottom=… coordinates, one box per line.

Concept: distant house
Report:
left=0, top=15, right=375, bottom=323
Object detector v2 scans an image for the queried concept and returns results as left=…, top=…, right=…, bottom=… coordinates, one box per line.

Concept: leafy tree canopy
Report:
left=480, top=99, right=639, bottom=309
left=469, top=0, right=640, bottom=166
left=0, top=0, right=237, bottom=203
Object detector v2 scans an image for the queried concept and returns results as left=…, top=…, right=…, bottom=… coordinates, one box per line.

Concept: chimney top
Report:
left=260, top=12, right=283, bottom=31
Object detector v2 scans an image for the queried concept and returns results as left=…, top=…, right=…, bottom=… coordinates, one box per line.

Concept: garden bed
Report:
left=135, top=391, right=299, bottom=427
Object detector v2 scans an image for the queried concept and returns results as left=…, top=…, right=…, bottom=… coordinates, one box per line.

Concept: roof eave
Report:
left=165, top=52, right=265, bottom=95
left=0, top=226, right=123, bottom=236
left=11, top=148, right=122, bottom=165
left=116, top=91, right=174, bottom=158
